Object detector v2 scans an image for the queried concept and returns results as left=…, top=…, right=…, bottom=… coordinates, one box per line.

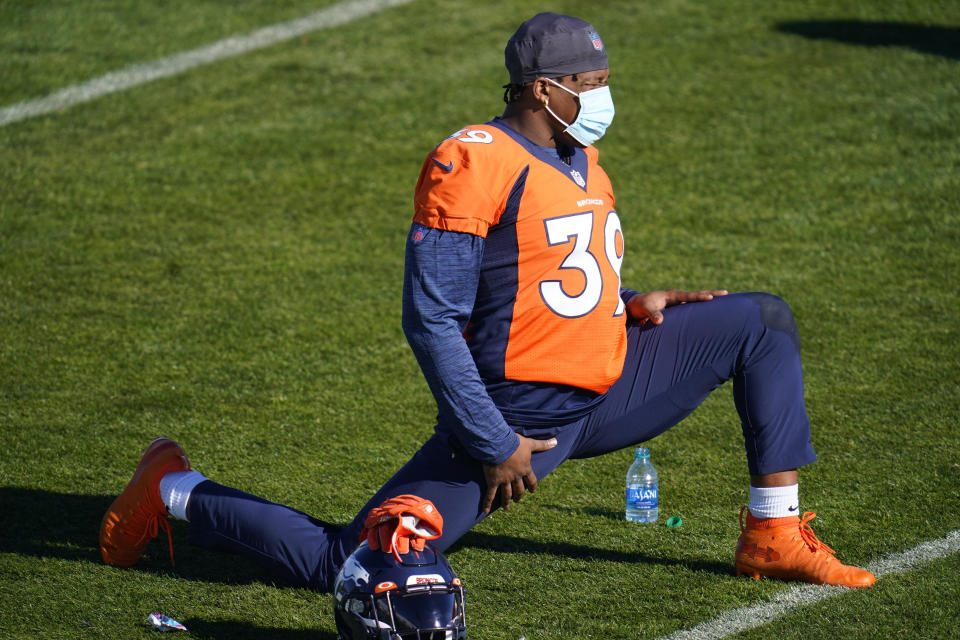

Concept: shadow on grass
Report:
left=776, top=20, right=960, bottom=61
left=182, top=619, right=337, bottom=640
left=0, top=487, right=288, bottom=587
left=2, top=486, right=729, bottom=585
left=451, top=531, right=732, bottom=578
left=540, top=503, right=625, bottom=521
left=0, top=487, right=112, bottom=563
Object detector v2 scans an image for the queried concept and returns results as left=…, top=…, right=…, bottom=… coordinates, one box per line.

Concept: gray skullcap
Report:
left=505, top=12, right=608, bottom=85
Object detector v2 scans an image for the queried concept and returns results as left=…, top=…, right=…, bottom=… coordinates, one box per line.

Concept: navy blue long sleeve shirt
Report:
left=401, top=223, right=638, bottom=465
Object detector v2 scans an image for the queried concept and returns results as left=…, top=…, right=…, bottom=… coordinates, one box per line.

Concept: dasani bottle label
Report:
left=626, top=486, right=658, bottom=510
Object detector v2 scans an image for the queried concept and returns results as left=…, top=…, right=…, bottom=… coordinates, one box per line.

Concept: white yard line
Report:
left=658, top=529, right=960, bottom=640
left=0, top=0, right=416, bottom=127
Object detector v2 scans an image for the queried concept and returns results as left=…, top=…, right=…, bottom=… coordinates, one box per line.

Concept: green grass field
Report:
left=2, top=0, right=958, bottom=638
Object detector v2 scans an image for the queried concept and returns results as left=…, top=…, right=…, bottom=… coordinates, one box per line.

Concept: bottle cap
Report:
left=665, top=515, right=682, bottom=528
left=635, top=447, right=650, bottom=458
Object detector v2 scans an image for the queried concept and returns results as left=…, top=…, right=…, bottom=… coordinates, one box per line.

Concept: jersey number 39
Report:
left=540, top=210, right=624, bottom=318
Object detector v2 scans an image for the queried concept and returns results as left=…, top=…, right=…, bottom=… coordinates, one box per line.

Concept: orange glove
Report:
left=359, top=495, right=444, bottom=562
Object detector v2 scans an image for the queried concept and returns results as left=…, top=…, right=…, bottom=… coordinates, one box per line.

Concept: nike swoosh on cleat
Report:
left=432, top=158, right=454, bottom=172
left=788, top=505, right=799, bottom=512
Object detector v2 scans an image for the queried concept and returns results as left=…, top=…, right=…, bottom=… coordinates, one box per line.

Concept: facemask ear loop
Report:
left=542, top=78, right=575, bottom=129
left=543, top=101, right=572, bottom=129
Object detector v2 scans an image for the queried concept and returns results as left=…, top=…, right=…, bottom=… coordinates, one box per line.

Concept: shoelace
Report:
left=738, top=507, right=837, bottom=557
left=798, top=511, right=835, bottom=556
left=137, top=512, right=176, bottom=566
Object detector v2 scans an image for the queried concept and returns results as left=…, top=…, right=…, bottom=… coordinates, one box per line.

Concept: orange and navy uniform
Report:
left=189, top=127, right=821, bottom=592
left=403, top=119, right=634, bottom=462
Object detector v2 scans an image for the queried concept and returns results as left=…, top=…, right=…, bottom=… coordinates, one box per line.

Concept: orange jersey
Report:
left=413, top=120, right=627, bottom=395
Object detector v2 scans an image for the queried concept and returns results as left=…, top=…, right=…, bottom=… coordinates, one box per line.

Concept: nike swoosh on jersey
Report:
left=432, top=158, right=454, bottom=172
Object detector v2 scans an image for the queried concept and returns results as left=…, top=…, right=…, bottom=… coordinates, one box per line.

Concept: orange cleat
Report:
left=734, top=506, right=876, bottom=587
left=99, top=438, right=190, bottom=567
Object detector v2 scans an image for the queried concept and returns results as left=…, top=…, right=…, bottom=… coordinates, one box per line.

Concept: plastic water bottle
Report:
left=625, top=447, right=658, bottom=523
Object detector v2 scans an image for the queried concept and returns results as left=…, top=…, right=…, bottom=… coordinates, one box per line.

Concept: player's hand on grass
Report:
left=481, top=434, right=557, bottom=514
left=626, top=289, right=728, bottom=326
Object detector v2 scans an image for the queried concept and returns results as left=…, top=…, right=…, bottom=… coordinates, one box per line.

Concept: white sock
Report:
left=158, top=470, right=207, bottom=521
left=748, top=484, right=800, bottom=519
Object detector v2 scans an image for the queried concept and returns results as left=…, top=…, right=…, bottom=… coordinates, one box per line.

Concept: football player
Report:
left=101, top=12, right=875, bottom=603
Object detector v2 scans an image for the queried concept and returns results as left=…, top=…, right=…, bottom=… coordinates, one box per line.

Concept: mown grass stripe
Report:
left=0, top=0, right=416, bottom=127
left=660, top=530, right=960, bottom=640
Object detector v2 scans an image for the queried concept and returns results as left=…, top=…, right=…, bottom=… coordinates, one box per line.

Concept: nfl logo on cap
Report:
left=589, top=31, right=604, bottom=51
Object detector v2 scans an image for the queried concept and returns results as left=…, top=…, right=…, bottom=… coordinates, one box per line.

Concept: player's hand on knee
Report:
left=481, top=435, right=557, bottom=514
left=626, top=289, right=728, bottom=325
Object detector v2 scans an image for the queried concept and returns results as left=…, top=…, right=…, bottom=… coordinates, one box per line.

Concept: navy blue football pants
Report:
left=186, top=292, right=817, bottom=591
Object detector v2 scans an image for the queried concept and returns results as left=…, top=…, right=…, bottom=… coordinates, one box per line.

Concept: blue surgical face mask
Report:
left=544, top=78, right=615, bottom=146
